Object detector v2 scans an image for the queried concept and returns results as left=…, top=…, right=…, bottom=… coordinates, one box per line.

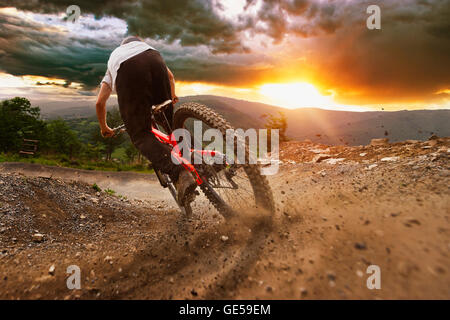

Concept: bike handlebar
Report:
left=152, top=99, right=173, bottom=113
left=112, top=124, right=126, bottom=133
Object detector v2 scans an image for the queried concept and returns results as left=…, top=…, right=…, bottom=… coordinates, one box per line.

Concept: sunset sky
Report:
left=0, top=0, right=449, bottom=111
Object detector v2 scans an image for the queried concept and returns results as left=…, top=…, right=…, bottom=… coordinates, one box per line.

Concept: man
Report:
left=95, top=36, right=196, bottom=205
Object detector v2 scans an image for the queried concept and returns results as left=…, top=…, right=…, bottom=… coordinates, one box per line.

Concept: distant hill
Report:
left=40, top=95, right=450, bottom=146
left=180, top=95, right=450, bottom=145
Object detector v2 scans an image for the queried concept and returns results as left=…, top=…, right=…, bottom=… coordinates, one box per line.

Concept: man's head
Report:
left=120, top=36, right=142, bottom=46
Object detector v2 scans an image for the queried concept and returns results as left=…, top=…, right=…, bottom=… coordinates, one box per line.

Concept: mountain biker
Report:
left=95, top=36, right=196, bottom=204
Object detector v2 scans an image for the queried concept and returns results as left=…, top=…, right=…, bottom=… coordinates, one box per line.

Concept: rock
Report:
left=190, top=289, right=198, bottom=296
left=425, top=139, right=438, bottom=147
left=32, top=233, right=44, bottom=243
left=300, top=287, right=308, bottom=297
left=428, top=134, right=439, bottom=140
left=359, top=153, right=367, bottom=157
left=317, top=170, right=326, bottom=177
left=381, top=156, right=400, bottom=162
left=48, top=264, right=55, bottom=275
left=354, top=242, right=367, bottom=250
left=323, top=158, right=345, bottom=165
left=405, top=140, right=420, bottom=144
left=404, top=218, right=421, bottom=227
left=221, top=235, right=229, bottom=242
left=313, top=154, right=332, bottom=163
left=310, top=148, right=330, bottom=154
left=104, top=256, right=113, bottom=264
left=326, top=271, right=336, bottom=281
left=366, top=164, right=378, bottom=170
left=370, top=138, right=389, bottom=146
left=35, top=275, right=53, bottom=283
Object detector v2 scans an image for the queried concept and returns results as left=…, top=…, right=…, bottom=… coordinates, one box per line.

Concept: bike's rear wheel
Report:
left=173, top=102, right=275, bottom=217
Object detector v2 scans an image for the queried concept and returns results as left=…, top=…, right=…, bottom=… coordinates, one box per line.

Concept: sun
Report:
left=259, top=82, right=334, bottom=109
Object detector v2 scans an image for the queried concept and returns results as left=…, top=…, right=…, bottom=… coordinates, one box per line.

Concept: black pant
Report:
left=116, top=49, right=181, bottom=181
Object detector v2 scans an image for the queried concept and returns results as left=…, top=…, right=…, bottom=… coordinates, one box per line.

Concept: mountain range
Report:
left=40, top=95, right=450, bottom=146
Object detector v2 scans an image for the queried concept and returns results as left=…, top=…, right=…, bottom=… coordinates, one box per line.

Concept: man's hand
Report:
left=167, top=67, right=179, bottom=104
left=101, top=125, right=115, bottom=138
left=96, top=82, right=113, bottom=138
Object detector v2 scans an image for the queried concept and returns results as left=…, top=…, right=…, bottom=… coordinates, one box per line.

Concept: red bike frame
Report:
left=151, top=124, right=220, bottom=186
left=113, top=99, right=223, bottom=187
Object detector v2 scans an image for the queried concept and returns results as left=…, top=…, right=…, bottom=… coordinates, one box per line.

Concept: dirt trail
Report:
left=0, top=138, right=448, bottom=299
left=0, top=162, right=174, bottom=203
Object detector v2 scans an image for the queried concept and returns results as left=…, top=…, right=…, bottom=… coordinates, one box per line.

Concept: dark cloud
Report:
left=164, top=57, right=268, bottom=86
left=126, top=0, right=248, bottom=53
left=242, top=0, right=344, bottom=40
left=0, top=9, right=267, bottom=90
left=0, top=0, right=449, bottom=105
left=0, top=0, right=247, bottom=54
left=240, top=0, right=450, bottom=103
left=306, top=0, right=450, bottom=104
left=0, top=11, right=113, bottom=89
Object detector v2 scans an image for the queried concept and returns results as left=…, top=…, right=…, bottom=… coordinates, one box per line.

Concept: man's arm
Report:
left=167, top=67, right=179, bottom=104
left=95, top=82, right=115, bottom=137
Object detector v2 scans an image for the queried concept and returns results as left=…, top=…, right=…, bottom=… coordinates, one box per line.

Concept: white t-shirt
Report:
left=101, top=41, right=156, bottom=91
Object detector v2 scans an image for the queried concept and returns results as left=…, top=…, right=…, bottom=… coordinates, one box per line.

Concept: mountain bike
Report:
left=113, top=100, right=275, bottom=218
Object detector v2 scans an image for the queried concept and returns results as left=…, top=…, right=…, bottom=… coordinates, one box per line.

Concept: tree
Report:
left=81, top=143, right=103, bottom=161
left=261, top=111, right=289, bottom=142
left=44, top=119, right=82, bottom=158
left=92, top=107, right=126, bottom=161
left=0, top=97, right=46, bottom=152
left=124, top=142, right=139, bottom=163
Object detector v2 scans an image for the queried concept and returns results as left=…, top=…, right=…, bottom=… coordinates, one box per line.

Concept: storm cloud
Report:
left=0, top=10, right=115, bottom=89
left=0, top=0, right=449, bottom=105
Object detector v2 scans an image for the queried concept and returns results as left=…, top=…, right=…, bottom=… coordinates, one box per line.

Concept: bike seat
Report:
left=152, top=99, right=172, bottom=113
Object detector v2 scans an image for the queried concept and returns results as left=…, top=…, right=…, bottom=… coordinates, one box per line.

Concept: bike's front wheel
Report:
left=173, top=102, right=275, bottom=218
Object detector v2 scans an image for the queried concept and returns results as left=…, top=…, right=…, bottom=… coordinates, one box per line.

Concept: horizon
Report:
left=0, top=1, right=449, bottom=112
left=30, top=94, right=450, bottom=119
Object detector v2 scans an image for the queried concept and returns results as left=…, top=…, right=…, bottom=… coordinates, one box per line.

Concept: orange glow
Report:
left=436, top=89, right=450, bottom=95
left=0, top=72, right=82, bottom=89
left=259, top=82, right=334, bottom=109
